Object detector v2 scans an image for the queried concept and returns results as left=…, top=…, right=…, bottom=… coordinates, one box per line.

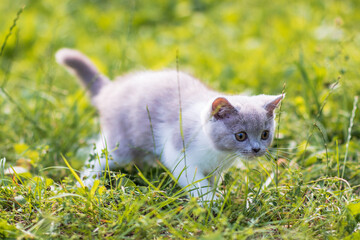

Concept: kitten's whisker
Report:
left=275, top=154, right=292, bottom=160
left=266, top=152, right=293, bottom=162
left=267, top=149, right=298, bottom=155
left=268, top=144, right=306, bottom=150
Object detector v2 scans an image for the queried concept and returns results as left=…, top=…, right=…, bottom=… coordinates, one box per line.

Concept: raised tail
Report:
left=56, top=48, right=110, bottom=97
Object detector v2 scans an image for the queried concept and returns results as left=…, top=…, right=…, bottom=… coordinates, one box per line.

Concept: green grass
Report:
left=1, top=0, right=360, bottom=239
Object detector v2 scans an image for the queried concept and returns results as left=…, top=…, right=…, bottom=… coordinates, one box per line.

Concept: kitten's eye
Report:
left=235, top=132, right=247, bottom=142
left=261, top=130, right=270, bottom=140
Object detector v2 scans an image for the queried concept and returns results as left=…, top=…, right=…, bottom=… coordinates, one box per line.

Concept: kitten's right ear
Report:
left=264, top=94, right=284, bottom=117
left=212, top=97, right=237, bottom=120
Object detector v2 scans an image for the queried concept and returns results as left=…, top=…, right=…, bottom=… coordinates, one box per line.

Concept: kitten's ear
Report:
left=212, top=97, right=237, bottom=120
left=264, top=94, right=284, bottom=117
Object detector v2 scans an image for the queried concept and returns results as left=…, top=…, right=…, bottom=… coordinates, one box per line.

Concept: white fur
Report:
left=56, top=49, right=283, bottom=204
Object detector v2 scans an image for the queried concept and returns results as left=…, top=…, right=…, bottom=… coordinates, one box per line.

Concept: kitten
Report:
left=56, top=48, right=283, bottom=202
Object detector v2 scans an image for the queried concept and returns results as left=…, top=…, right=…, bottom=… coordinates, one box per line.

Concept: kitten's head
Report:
left=204, top=94, right=283, bottom=159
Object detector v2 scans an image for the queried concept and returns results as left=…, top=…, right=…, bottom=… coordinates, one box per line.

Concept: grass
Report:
left=1, top=0, right=360, bottom=239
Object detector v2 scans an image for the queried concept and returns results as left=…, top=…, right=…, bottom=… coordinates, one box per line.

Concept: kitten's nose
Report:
left=252, top=148, right=260, bottom=153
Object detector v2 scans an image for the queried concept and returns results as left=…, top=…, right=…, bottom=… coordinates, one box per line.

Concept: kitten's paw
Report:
left=76, top=177, right=95, bottom=189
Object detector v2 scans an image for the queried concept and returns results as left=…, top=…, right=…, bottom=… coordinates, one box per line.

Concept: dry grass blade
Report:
left=341, top=96, right=358, bottom=179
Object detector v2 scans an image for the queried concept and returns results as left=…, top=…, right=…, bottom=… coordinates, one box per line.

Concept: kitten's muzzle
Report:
left=239, top=150, right=265, bottom=160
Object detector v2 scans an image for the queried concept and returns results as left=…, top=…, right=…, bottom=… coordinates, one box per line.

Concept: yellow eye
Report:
left=261, top=130, right=269, bottom=140
left=235, top=132, right=247, bottom=141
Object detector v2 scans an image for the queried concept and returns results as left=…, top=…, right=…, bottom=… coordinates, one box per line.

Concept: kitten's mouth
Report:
left=238, top=151, right=265, bottom=160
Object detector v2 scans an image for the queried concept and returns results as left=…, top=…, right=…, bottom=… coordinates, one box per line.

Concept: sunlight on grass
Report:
left=1, top=0, right=360, bottom=239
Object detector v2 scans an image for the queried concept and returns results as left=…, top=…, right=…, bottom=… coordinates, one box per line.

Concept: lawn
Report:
left=1, top=0, right=360, bottom=239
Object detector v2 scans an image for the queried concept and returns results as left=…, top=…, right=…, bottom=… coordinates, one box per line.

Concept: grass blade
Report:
left=341, top=96, right=358, bottom=179
left=61, top=154, right=85, bottom=188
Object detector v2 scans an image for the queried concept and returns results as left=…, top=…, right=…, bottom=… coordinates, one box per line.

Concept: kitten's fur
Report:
left=56, top=48, right=283, bottom=202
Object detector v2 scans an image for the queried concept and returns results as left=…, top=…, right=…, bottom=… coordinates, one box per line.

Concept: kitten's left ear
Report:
left=264, top=94, right=284, bottom=116
left=211, top=97, right=237, bottom=120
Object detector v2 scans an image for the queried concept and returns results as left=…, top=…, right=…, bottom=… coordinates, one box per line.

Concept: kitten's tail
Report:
left=55, top=48, right=110, bottom=97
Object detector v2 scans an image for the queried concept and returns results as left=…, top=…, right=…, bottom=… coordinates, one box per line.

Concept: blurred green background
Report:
left=1, top=0, right=360, bottom=181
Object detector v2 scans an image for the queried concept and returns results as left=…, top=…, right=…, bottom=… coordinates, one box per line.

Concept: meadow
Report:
left=1, top=0, right=360, bottom=239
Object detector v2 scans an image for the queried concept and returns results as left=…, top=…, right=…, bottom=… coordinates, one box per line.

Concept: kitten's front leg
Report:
left=173, top=160, right=219, bottom=202
left=163, top=145, right=219, bottom=203
left=80, top=157, right=103, bottom=188
left=81, top=155, right=126, bottom=188
left=80, top=140, right=126, bottom=188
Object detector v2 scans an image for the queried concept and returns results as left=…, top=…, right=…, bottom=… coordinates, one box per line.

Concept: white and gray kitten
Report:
left=56, top=49, right=283, bottom=202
